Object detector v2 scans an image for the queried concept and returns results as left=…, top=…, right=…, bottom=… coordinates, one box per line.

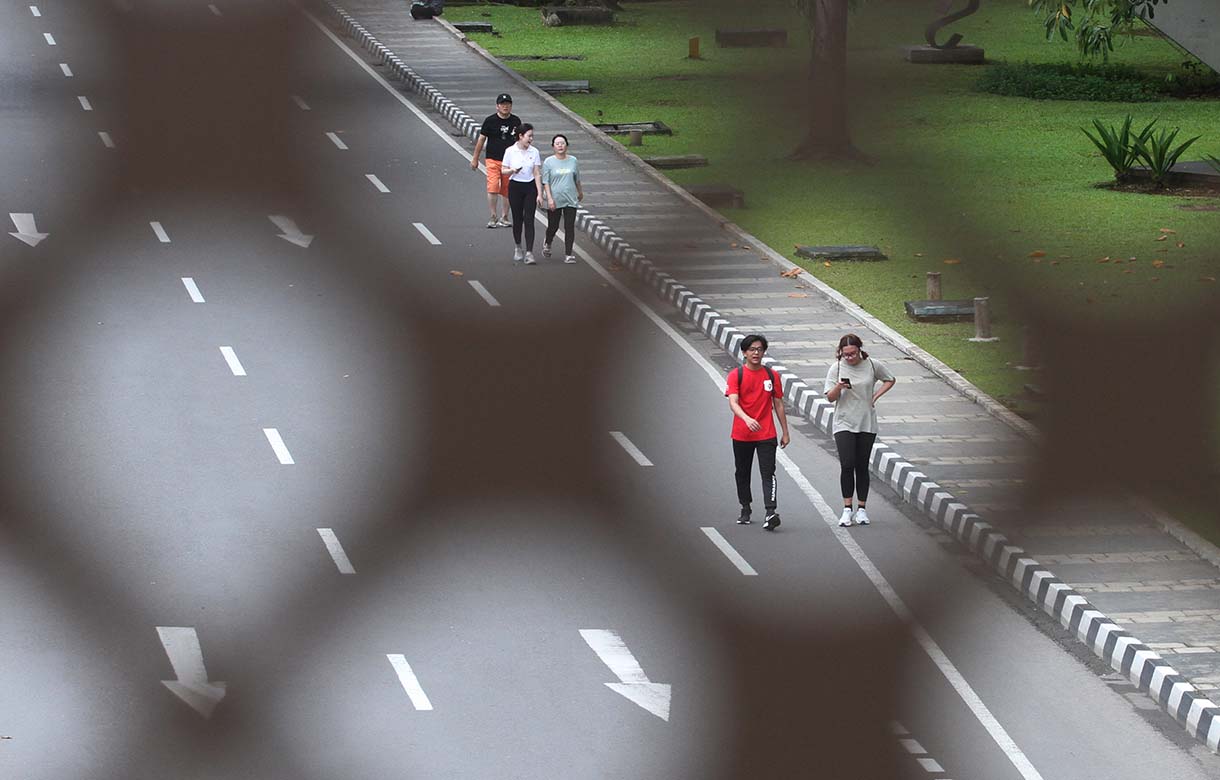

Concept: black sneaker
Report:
left=736, top=508, right=752, bottom=525
left=763, top=513, right=781, bottom=531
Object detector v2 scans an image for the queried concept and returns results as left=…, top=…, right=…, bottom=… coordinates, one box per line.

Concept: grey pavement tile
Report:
left=1095, top=591, right=1220, bottom=613
left=1047, top=561, right=1220, bottom=582
left=1020, top=534, right=1196, bottom=556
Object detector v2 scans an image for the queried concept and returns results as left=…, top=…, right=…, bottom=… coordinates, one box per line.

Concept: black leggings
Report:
left=545, top=206, right=577, bottom=255
left=732, top=438, right=778, bottom=511
left=834, top=431, right=877, bottom=502
left=508, top=179, right=537, bottom=250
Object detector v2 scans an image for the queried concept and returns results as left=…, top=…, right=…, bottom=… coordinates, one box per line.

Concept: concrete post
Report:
left=926, top=271, right=942, bottom=301
left=968, top=297, right=999, bottom=342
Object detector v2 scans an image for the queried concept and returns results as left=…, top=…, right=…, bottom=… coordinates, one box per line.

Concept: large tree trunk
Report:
left=791, top=0, right=865, bottom=160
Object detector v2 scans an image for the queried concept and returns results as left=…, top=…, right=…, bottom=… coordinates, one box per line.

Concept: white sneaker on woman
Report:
left=523, top=251, right=536, bottom=265
left=542, top=242, right=552, bottom=258
left=564, top=254, right=577, bottom=264
left=512, top=246, right=524, bottom=263
left=838, top=508, right=854, bottom=527
left=854, top=508, right=870, bottom=525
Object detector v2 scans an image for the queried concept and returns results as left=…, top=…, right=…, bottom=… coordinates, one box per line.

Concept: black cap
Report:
left=496, top=93, right=513, bottom=104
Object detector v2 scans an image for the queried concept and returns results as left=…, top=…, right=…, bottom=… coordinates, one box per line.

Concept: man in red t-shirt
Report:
left=725, top=334, right=790, bottom=530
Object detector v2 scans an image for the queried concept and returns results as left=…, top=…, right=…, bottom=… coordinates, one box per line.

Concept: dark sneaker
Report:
left=763, top=513, right=781, bottom=531
left=736, top=509, right=752, bottom=525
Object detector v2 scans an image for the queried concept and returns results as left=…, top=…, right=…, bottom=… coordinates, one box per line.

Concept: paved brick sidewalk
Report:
left=316, top=0, right=1220, bottom=749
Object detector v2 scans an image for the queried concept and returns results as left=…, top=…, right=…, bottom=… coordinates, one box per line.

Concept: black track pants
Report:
left=508, top=179, right=537, bottom=250
left=833, top=431, right=877, bottom=501
left=733, top=438, right=778, bottom=512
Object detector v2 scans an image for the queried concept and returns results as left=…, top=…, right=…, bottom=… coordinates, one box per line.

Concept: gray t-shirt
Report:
left=542, top=155, right=581, bottom=209
left=823, top=357, right=895, bottom=434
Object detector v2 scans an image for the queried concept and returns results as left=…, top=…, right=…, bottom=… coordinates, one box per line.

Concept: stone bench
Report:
left=593, top=121, right=672, bottom=136
left=533, top=80, right=591, bottom=94
left=684, top=183, right=744, bottom=209
left=903, top=299, right=976, bottom=322
left=715, top=28, right=787, bottom=47
left=453, top=21, right=494, bottom=34
left=1129, top=161, right=1220, bottom=189
left=542, top=6, right=615, bottom=25
left=643, top=154, right=708, bottom=170
left=794, top=245, right=888, bottom=262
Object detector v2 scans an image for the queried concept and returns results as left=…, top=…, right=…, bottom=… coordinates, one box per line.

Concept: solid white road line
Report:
left=218, top=346, right=247, bottom=377
left=305, top=20, right=1040, bottom=773
left=325, top=131, right=348, bottom=150
left=262, top=428, right=294, bottom=465
left=699, top=527, right=758, bottom=576
left=98, top=131, right=115, bottom=148
left=365, top=173, right=390, bottom=193
left=387, top=654, right=433, bottom=710
left=317, top=528, right=356, bottom=574
left=30, top=5, right=41, bottom=17
left=412, top=222, right=442, bottom=245
left=150, top=221, right=171, bottom=243
left=181, top=277, right=205, bottom=303
left=77, top=96, right=92, bottom=111
left=43, top=32, right=56, bottom=45
left=609, top=431, right=653, bottom=466
left=467, top=280, right=500, bottom=307
left=60, top=63, right=72, bottom=77
left=291, top=94, right=311, bottom=111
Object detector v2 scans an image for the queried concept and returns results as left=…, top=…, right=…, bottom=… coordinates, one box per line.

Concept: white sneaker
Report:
left=542, top=242, right=552, bottom=258
left=486, top=217, right=499, bottom=229
left=523, top=251, right=536, bottom=265
left=838, top=508, right=854, bottom=527
left=564, top=254, right=577, bottom=264
left=497, top=217, right=513, bottom=228
left=854, top=508, right=870, bottom=526
left=512, top=246, right=524, bottom=263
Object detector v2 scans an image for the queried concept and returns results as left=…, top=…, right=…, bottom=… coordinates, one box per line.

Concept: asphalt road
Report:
left=0, top=2, right=1216, bottom=778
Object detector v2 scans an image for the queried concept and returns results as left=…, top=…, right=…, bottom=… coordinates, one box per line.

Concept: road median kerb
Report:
left=312, top=0, right=1220, bottom=751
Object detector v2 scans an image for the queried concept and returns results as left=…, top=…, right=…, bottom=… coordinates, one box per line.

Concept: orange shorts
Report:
left=485, top=159, right=509, bottom=196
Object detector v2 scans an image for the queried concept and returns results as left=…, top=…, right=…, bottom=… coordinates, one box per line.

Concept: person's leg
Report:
left=833, top=431, right=858, bottom=525
left=562, top=206, right=577, bottom=256
left=544, top=207, right=560, bottom=253
left=757, top=439, right=780, bottom=530
left=732, top=439, right=755, bottom=522
left=852, top=433, right=878, bottom=524
left=507, top=182, right=526, bottom=251
left=485, top=161, right=503, bottom=225
left=521, top=183, right=538, bottom=251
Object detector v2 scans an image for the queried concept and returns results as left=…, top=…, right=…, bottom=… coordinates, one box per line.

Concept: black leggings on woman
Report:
left=508, top=179, right=538, bottom=250
left=545, top=206, right=577, bottom=255
left=834, top=431, right=877, bottom=501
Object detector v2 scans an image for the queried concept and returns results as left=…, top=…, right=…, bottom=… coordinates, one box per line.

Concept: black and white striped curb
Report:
left=312, top=0, right=1220, bottom=751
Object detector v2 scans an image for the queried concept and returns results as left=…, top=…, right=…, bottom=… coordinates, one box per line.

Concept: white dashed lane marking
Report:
left=699, top=527, right=757, bottom=576
left=218, top=347, right=247, bottom=377
left=326, top=131, right=348, bottom=150
left=98, top=131, right=115, bottom=149
left=150, top=221, right=171, bottom=243
left=365, top=174, right=390, bottom=193
left=412, top=222, right=441, bottom=245
left=30, top=5, right=41, bottom=17
left=291, top=95, right=311, bottom=111
left=59, top=63, right=72, bottom=77
left=181, top=277, right=205, bottom=303
left=262, top=428, right=295, bottom=465
left=467, top=281, right=500, bottom=307
left=43, top=32, right=56, bottom=45
left=387, top=655, right=433, bottom=711
left=77, top=96, right=92, bottom=111
left=609, top=431, right=652, bottom=466
left=317, top=528, right=356, bottom=574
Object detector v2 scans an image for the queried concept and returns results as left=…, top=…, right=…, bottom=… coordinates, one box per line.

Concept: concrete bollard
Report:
left=968, top=297, right=1000, bottom=342
left=1016, top=325, right=1041, bottom=370
left=689, top=36, right=701, bottom=59
left=627, top=129, right=643, bottom=147
left=926, top=271, right=941, bottom=301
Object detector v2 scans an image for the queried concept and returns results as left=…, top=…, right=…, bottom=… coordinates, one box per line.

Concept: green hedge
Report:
left=977, top=61, right=1220, bottom=102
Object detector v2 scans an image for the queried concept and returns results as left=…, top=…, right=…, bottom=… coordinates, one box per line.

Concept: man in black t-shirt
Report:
left=471, top=93, right=521, bottom=228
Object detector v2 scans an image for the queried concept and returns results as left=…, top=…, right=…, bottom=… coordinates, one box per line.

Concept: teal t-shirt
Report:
left=542, top=155, right=581, bottom=209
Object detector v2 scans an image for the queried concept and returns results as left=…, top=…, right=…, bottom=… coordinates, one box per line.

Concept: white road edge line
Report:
left=699, top=527, right=757, bottom=576
left=291, top=94, right=311, bottom=110
left=326, top=131, right=349, bottom=150
left=98, top=131, right=115, bottom=149
left=43, top=32, right=55, bottom=45
left=365, top=173, right=390, bottom=193
left=467, top=280, right=500, bottom=307
left=262, top=428, right=295, bottom=465
left=181, top=277, right=205, bottom=303
left=304, top=15, right=1042, bottom=778
left=150, top=221, right=171, bottom=243
left=317, top=528, right=356, bottom=574
left=60, top=63, right=73, bottom=77
left=412, top=222, right=442, bottom=245
left=218, top=346, right=247, bottom=377
left=609, top=431, right=653, bottom=466
left=387, top=654, right=433, bottom=710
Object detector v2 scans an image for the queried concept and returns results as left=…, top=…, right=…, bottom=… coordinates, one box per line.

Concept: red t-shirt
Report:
left=725, top=367, right=783, bottom=442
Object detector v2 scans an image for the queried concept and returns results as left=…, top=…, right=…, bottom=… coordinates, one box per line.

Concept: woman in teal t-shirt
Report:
left=542, top=134, right=584, bottom=264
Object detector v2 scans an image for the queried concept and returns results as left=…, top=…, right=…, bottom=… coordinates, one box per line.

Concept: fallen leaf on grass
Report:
left=1201, top=277, right=1217, bottom=283
left=1122, top=269, right=1134, bottom=274
left=1096, top=256, right=1111, bottom=263
left=1028, top=250, right=1046, bottom=258
left=780, top=267, right=803, bottom=278
left=1160, top=228, right=1176, bottom=234
left=449, top=270, right=465, bottom=277
left=729, top=242, right=738, bottom=248
left=943, top=258, right=962, bottom=265
left=1177, top=242, right=1186, bottom=248
left=1050, top=261, right=1061, bottom=265
left=788, top=293, right=809, bottom=298
left=823, top=261, right=832, bottom=268
left=1156, top=235, right=1168, bottom=242
left=914, top=252, right=924, bottom=257
left=1152, top=259, right=1166, bottom=268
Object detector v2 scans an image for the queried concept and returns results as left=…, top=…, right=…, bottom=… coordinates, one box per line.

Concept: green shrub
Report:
left=1081, top=115, right=1158, bottom=181
left=977, top=61, right=1220, bottom=102
left=1134, top=127, right=1201, bottom=188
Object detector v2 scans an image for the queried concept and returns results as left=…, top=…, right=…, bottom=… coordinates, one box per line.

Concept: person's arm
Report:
left=542, top=162, right=555, bottom=209
left=533, top=153, right=544, bottom=205
left=870, top=361, right=896, bottom=406
left=773, top=397, right=790, bottom=448
left=872, top=379, right=896, bottom=406
left=727, top=394, right=761, bottom=433
left=471, top=134, right=486, bottom=169
left=824, top=363, right=847, bottom=402
left=575, top=164, right=584, bottom=202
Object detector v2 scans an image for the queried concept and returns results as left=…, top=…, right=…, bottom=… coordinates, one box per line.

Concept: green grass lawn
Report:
left=453, top=6, right=1217, bottom=385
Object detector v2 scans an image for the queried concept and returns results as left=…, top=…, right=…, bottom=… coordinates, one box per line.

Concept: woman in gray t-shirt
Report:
left=824, top=334, right=896, bottom=527
left=542, top=134, right=583, bottom=264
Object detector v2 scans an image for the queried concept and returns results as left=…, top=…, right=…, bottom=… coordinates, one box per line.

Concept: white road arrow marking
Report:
left=579, top=629, right=670, bottom=721
left=157, top=627, right=226, bottom=718
left=8, top=213, right=48, bottom=247
left=267, top=215, right=313, bottom=248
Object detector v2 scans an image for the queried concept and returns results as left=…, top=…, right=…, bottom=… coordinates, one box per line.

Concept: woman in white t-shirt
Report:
left=500, top=123, right=544, bottom=265
left=824, top=333, right=896, bottom=527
